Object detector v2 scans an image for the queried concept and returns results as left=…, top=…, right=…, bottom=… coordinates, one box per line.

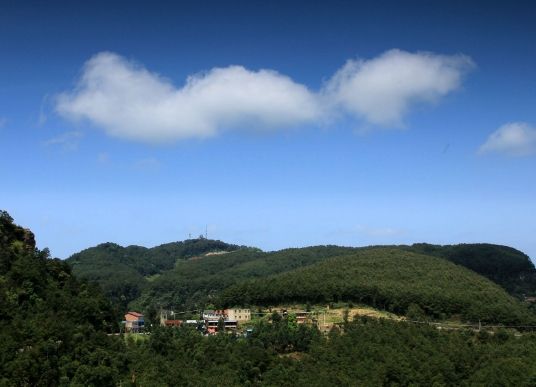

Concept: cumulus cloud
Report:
left=56, top=52, right=320, bottom=142
left=325, top=49, right=474, bottom=126
left=56, top=50, right=473, bottom=143
left=479, top=122, right=536, bottom=156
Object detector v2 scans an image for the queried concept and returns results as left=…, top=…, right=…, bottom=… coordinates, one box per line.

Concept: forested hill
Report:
left=66, top=238, right=243, bottom=308
left=219, top=248, right=535, bottom=324
left=67, top=239, right=536, bottom=315
left=406, top=243, right=536, bottom=298
left=0, top=211, right=126, bottom=385
left=132, top=246, right=360, bottom=313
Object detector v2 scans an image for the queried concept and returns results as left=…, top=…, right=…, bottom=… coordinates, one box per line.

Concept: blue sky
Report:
left=1, top=1, right=535, bottom=260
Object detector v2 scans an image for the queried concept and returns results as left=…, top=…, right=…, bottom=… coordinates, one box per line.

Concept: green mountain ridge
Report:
left=131, top=246, right=360, bottom=313
left=219, top=248, right=534, bottom=324
left=67, top=238, right=536, bottom=325
left=67, top=239, right=243, bottom=308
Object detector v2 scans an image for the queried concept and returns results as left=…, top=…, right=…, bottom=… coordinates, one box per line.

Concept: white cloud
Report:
left=56, top=52, right=320, bottom=143
left=56, top=50, right=473, bottom=143
left=0, top=117, right=7, bottom=128
left=324, top=49, right=474, bottom=127
left=44, top=130, right=84, bottom=151
left=479, top=122, right=536, bottom=156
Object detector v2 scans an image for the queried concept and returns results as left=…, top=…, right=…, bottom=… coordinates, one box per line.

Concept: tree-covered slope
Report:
left=260, top=318, right=536, bottom=386
left=124, top=316, right=536, bottom=386
left=0, top=211, right=127, bottom=386
left=219, top=248, right=535, bottom=324
left=67, top=238, right=536, bottom=318
left=406, top=243, right=536, bottom=298
left=67, top=238, right=241, bottom=309
left=133, top=245, right=359, bottom=311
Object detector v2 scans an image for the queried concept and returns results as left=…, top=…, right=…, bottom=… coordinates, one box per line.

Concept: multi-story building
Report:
left=225, top=308, right=251, bottom=322
left=124, top=311, right=145, bottom=332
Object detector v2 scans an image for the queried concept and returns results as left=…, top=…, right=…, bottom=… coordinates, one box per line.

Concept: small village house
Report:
left=124, top=311, right=145, bottom=333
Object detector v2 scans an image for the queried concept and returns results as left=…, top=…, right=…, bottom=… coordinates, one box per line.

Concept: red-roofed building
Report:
left=124, top=311, right=145, bottom=332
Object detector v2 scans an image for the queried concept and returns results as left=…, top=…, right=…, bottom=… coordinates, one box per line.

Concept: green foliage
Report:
left=133, top=246, right=359, bottom=311
left=67, top=232, right=536, bottom=320
left=68, top=238, right=536, bottom=320
left=116, top=318, right=536, bottom=386
left=406, top=303, right=427, bottom=321
left=261, top=318, right=536, bottom=386
left=67, top=239, right=242, bottom=310
left=0, top=211, right=127, bottom=386
left=219, top=248, right=535, bottom=324
left=407, top=243, right=536, bottom=298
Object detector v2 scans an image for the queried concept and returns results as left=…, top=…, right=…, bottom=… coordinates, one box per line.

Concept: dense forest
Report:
left=131, top=246, right=361, bottom=313
left=68, top=238, right=536, bottom=317
left=218, top=248, right=535, bottom=324
left=122, top=315, right=536, bottom=386
left=3, top=211, right=536, bottom=386
left=406, top=243, right=536, bottom=298
left=0, top=211, right=126, bottom=385
left=67, top=239, right=242, bottom=309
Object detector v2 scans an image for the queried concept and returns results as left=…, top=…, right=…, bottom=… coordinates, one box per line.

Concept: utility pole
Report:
left=205, top=224, right=208, bottom=239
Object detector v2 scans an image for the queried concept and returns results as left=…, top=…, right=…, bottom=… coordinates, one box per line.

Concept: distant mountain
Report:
left=67, top=238, right=243, bottom=309
left=218, top=247, right=535, bottom=324
left=67, top=238, right=536, bottom=322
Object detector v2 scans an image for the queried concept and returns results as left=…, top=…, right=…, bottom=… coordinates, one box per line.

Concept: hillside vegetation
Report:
left=121, top=316, right=536, bottom=386
left=68, top=239, right=536, bottom=323
left=406, top=243, right=536, bottom=298
left=0, top=211, right=126, bottom=385
left=219, top=248, right=535, bottom=324
left=132, top=245, right=358, bottom=312
left=67, top=239, right=241, bottom=308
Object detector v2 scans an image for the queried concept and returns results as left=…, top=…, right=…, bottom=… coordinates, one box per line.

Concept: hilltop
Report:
left=67, top=238, right=243, bottom=308
left=66, top=239, right=536, bottom=325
